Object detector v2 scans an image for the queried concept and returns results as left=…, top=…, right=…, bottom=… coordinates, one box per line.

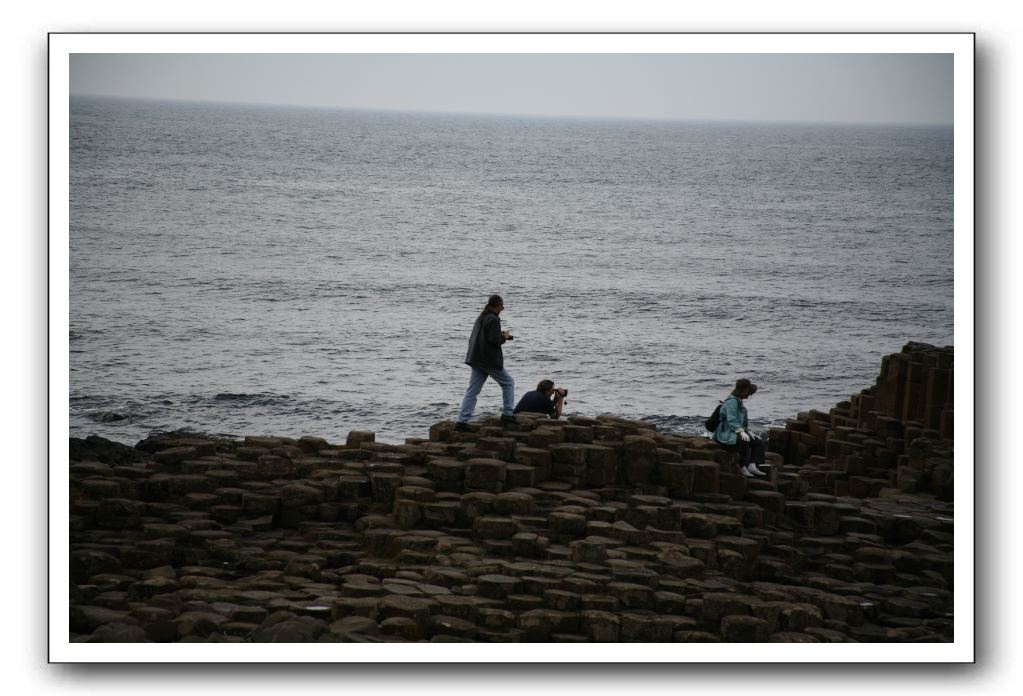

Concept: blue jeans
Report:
left=458, top=366, right=515, bottom=422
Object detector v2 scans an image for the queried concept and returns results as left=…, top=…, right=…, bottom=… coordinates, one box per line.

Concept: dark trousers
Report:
left=720, top=436, right=767, bottom=467
left=737, top=437, right=767, bottom=467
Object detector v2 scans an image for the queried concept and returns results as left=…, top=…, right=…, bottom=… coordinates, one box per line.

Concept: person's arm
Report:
left=722, top=397, right=750, bottom=441
left=552, top=392, right=564, bottom=419
left=483, top=315, right=507, bottom=345
left=743, top=407, right=755, bottom=439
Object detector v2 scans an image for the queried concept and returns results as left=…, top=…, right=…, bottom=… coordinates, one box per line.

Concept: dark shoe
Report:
left=454, top=422, right=471, bottom=432
left=499, top=415, right=517, bottom=424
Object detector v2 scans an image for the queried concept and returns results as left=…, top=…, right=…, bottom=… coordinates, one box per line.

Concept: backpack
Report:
left=705, top=395, right=737, bottom=432
left=704, top=401, right=724, bottom=432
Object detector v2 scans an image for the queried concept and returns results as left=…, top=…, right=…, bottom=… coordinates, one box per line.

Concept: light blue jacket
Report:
left=713, top=394, right=748, bottom=446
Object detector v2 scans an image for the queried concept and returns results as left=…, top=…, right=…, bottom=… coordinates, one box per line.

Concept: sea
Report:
left=69, top=96, right=954, bottom=445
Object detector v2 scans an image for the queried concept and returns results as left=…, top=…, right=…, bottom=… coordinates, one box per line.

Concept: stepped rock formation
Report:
left=68, top=343, right=954, bottom=644
left=768, top=341, right=954, bottom=501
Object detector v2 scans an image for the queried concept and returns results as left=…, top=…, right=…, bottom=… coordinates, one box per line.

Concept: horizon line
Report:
left=69, top=92, right=954, bottom=129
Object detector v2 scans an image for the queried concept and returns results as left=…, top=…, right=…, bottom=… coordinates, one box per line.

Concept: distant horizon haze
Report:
left=68, top=92, right=954, bottom=129
left=69, top=53, right=953, bottom=127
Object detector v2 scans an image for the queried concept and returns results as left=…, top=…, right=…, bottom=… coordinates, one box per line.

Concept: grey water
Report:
left=69, top=96, right=953, bottom=445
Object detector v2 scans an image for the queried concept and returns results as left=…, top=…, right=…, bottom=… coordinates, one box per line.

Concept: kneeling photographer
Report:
left=513, top=379, right=567, bottom=420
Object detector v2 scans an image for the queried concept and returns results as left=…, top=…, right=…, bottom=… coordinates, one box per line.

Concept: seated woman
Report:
left=712, top=378, right=767, bottom=478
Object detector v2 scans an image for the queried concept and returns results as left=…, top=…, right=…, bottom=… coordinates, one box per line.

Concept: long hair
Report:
left=477, top=294, right=504, bottom=320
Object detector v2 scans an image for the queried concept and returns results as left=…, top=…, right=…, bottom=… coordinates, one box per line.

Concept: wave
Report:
left=89, top=411, right=129, bottom=423
left=212, top=392, right=292, bottom=405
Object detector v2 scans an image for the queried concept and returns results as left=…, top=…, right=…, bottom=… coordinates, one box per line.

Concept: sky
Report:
left=69, top=53, right=953, bottom=126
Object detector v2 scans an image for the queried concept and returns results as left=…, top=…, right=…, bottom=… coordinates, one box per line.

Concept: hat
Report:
left=734, top=378, right=758, bottom=396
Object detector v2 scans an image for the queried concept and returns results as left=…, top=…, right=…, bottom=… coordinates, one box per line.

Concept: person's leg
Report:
left=744, top=437, right=767, bottom=476
left=735, top=438, right=751, bottom=468
left=752, top=438, right=767, bottom=466
left=458, top=368, right=488, bottom=423
left=488, top=368, right=515, bottom=416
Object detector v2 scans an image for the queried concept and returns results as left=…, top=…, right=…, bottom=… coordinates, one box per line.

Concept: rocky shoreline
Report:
left=69, top=342, right=954, bottom=643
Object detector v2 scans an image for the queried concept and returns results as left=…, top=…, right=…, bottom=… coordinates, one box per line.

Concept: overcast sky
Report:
left=70, top=53, right=953, bottom=125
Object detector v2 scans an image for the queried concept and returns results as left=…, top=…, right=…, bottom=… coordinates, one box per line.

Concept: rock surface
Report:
left=68, top=343, right=954, bottom=643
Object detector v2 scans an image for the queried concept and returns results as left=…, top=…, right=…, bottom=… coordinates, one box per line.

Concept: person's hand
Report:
left=736, top=429, right=750, bottom=442
left=502, top=330, right=513, bottom=340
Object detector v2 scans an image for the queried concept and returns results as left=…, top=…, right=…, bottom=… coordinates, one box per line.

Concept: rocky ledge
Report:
left=69, top=343, right=954, bottom=643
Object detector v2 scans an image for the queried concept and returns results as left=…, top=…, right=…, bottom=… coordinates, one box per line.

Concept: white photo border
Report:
left=50, top=31, right=974, bottom=664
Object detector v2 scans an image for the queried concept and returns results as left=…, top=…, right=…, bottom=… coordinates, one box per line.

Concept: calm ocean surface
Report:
left=69, top=96, right=953, bottom=444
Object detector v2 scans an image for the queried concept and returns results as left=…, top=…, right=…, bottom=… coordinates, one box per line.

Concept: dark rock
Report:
left=70, top=435, right=146, bottom=465
left=517, top=609, right=578, bottom=641
left=465, top=458, right=508, bottom=492
left=675, top=630, right=721, bottom=642
left=328, top=616, right=379, bottom=637
left=82, top=622, right=150, bottom=642
left=580, top=610, right=620, bottom=641
left=252, top=612, right=328, bottom=642
left=619, top=612, right=674, bottom=642
left=428, top=615, right=477, bottom=639
left=378, top=595, right=433, bottom=629
left=474, top=516, right=519, bottom=540
left=70, top=605, right=138, bottom=634
left=174, top=610, right=229, bottom=639
left=721, top=615, right=770, bottom=642
left=347, top=431, right=376, bottom=447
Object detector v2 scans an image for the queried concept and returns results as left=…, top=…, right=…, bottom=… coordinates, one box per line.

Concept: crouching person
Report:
left=513, top=379, right=566, bottom=420
left=712, top=378, right=767, bottom=478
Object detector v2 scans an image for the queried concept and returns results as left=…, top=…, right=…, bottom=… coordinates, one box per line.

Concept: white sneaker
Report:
left=740, top=466, right=755, bottom=478
left=747, top=464, right=767, bottom=477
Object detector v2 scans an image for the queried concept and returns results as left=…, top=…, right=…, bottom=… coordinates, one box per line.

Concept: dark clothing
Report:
left=465, top=312, right=506, bottom=370
left=513, top=389, right=557, bottom=417
left=719, top=436, right=767, bottom=468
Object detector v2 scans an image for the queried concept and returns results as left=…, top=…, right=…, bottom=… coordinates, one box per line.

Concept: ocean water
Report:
left=69, top=96, right=953, bottom=445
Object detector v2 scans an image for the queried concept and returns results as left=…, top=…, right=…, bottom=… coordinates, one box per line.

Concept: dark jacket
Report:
left=465, top=312, right=506, bottom=369
left=514, top=390, right=556, bottom=417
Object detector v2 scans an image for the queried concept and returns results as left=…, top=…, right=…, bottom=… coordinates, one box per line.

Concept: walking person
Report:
left=712, top=378, right=768, bottom=478
left=456, top=295, right=515, bottom=430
